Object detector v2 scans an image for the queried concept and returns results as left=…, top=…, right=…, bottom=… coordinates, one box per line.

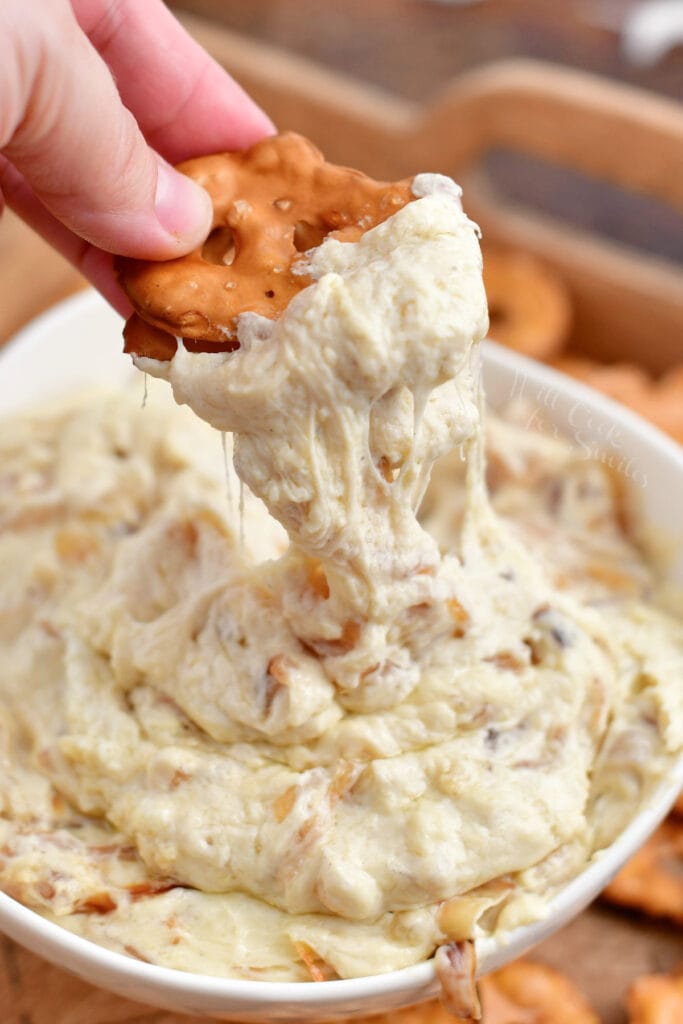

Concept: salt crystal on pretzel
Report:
left=117, top=132, right=414, bottom=359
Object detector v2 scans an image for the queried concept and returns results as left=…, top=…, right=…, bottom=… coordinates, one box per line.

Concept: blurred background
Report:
left=170, top=0, right=683, bottom=262
left=170, top=0, right=683, bottom=102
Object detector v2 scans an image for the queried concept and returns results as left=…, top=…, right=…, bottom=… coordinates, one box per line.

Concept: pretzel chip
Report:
left=477, top=960, right=599, bottom=1023
left=117, top=132, right=414, bottom=360
left=554, top=358, right=683, bottom=444
left=603, top=818, right=683, bottom=924
left=627, top=971, right=683, bottom=1024
left=122, top=311, right=237, bottom=362
left=343, top=960, right=596, bottom=1024
left=483, top=246, right=572, bottom=362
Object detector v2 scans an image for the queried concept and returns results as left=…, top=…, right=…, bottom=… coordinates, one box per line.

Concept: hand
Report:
left=0, top=0, right=274, bottom=316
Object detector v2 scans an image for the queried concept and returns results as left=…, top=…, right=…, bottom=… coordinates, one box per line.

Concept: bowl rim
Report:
left=2, top=763, right=683, bottom=1006
left=0, top=289, right=682, bottom=1010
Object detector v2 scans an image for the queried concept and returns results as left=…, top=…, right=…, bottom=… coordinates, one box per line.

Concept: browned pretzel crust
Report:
left=122, top=312, right=237, bottom=361
left=117, top=132, right=414, bottom=359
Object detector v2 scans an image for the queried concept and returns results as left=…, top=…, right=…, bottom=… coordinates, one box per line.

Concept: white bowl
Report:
left=0, top=291, right=682, bottom=1019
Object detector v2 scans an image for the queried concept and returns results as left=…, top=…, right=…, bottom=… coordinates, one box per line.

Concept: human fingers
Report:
left=0, top=0, right=212, bottom=260
left=72, top=0, right=275, bottom=163
left=0, top=154, right=132, bottom=317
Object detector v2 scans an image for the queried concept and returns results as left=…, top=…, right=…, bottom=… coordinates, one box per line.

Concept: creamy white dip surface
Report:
left=0, top=182, right=681, bottom=981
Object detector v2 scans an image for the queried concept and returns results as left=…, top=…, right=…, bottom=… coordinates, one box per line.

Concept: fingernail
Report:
left=154, top=158, right=212, bottom=248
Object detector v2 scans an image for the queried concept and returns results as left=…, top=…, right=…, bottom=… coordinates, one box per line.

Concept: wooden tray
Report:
left=1, top=13, right=682, bottom=1023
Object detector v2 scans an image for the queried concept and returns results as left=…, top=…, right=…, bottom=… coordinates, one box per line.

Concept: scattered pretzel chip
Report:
left=554, top=356, right=651, bottom=401
left=555, top=357, right=683, bottom=444
left=627, top=970, right=683, bottom=1024
left=478, top=960, right=599, bottom=1023
left=117, top=132, right=414, bottom=359
left=483, top=246, right=572, bottom=362
left=344, top=959, right=596, bottom=1024
left=643, top=365, right=683, bottom=443
left=603, top=818, right=683, bottom=924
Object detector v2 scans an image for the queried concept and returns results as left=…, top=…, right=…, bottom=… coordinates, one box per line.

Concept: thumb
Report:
left=0, top=0, right=212, bottom=259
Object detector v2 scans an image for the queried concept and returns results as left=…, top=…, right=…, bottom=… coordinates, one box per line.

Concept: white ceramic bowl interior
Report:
left=0, top=291, right=682, bottom=1020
